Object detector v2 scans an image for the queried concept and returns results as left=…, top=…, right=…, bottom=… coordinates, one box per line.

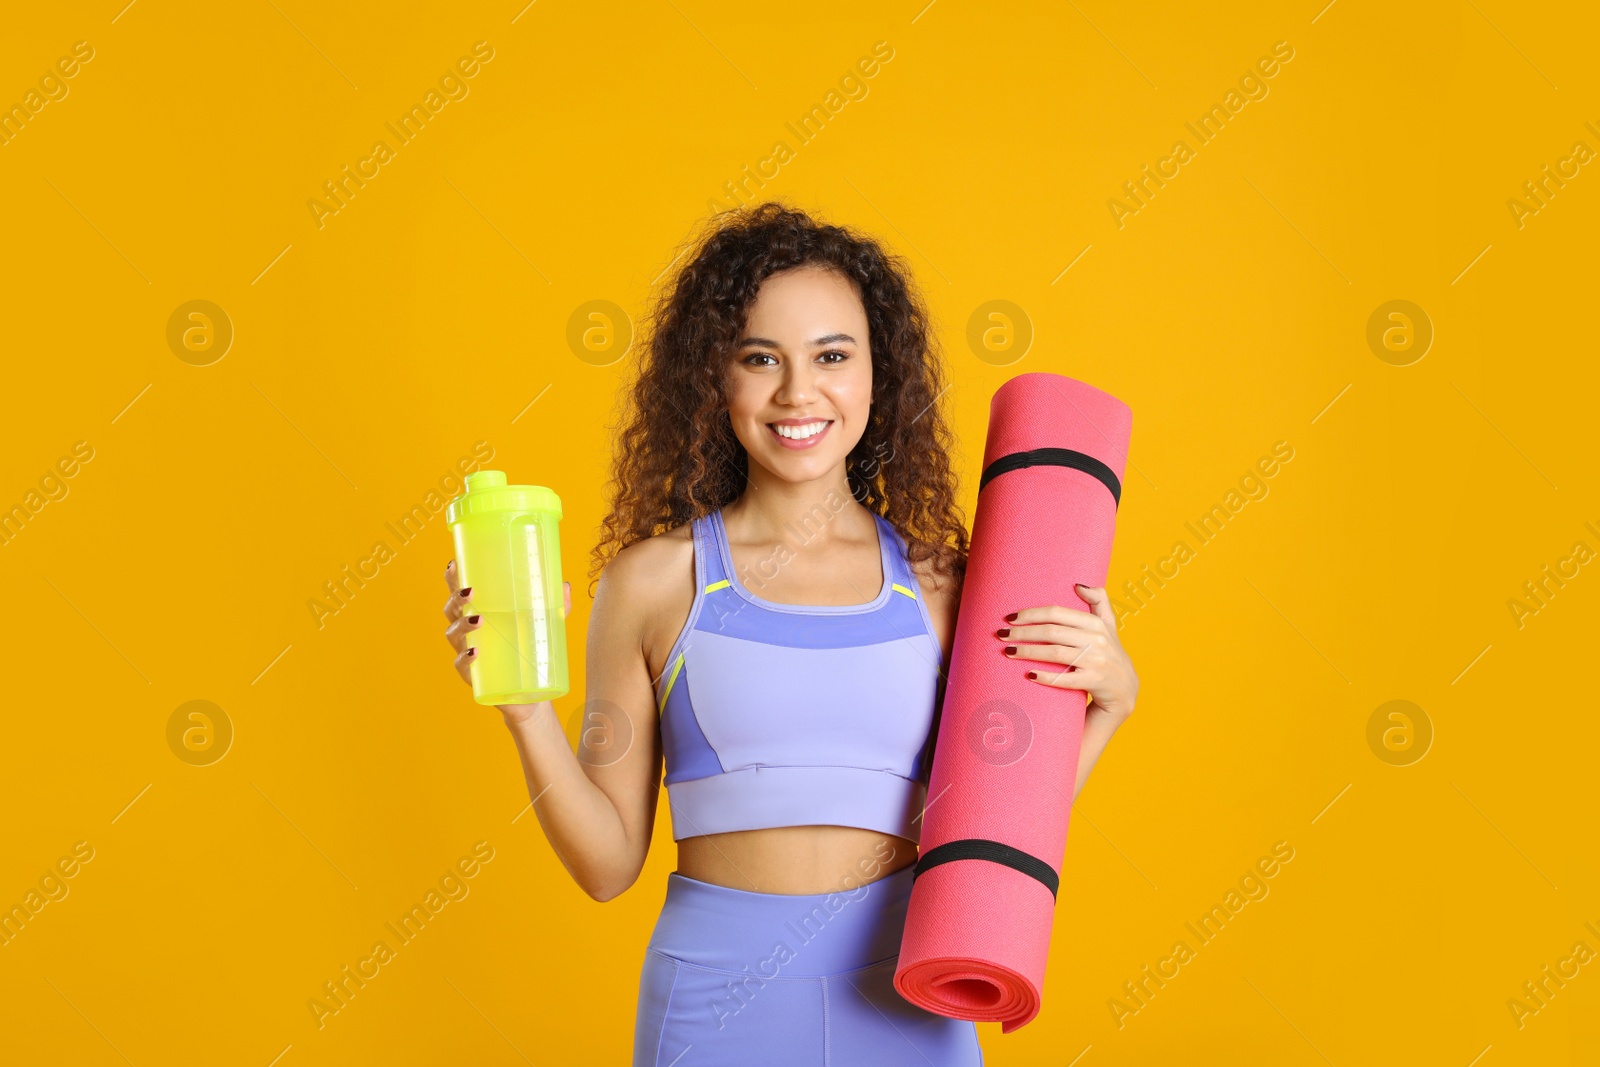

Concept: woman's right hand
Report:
left=443, top=559, right=572, bottom=725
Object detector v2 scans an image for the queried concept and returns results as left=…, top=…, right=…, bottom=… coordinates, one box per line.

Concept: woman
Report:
left=440, top=202, right=1139, bottom=1065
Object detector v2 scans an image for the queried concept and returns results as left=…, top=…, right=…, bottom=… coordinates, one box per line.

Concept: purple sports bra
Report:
left=653, top=506, right=945, bottom=843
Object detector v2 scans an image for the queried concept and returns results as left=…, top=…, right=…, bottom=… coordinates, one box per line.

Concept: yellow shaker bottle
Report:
left=445, top=471, right=569, bottom=705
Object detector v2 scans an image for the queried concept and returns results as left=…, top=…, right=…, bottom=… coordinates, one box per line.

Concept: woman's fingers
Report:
left=445, top=611, right=482, bottom=652
left=1003, top=632, right=1103, bottom=669
left=452, top=644, right=479, bottom=684
left=1075, top=583, right=1119, bottom=630
left=1000, top=621, right=1092, bottom=646
left=444, top=570, right=565, bottom=683
left=442, top=561, right=475, bottom=684
left=1005, top=590, right=1115, bottom=631
left=1028, top=665, right=1098, bottom=691
left=1015, top=609, right=1108, bottom=635
left=442, top=582, right=474, bottom=624
left=445, top=565, right=571, bottom=690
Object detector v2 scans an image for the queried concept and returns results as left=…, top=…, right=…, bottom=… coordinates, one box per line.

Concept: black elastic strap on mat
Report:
left=912, top=838, right=1059, bottom=900
left=978, top=447, right=1121, bottom=507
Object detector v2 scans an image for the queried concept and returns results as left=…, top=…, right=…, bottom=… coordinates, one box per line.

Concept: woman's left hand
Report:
left=997, top=583, right=1139, bottom=724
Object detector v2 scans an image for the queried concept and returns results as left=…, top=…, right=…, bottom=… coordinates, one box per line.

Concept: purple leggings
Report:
left=632, top=863, right=983, bottom=1066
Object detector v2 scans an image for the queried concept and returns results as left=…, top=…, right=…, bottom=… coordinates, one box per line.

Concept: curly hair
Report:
left=587, top=200, right=969, bottom=600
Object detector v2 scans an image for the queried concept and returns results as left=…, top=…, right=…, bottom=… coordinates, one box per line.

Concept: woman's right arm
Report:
left=442, top=549, right=663, bottom=903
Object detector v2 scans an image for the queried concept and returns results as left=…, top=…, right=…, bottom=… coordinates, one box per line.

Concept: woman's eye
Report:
left=743, top=350, right=849, bottom=366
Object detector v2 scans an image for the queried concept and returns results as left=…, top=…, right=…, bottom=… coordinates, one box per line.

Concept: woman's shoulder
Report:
left=601, top=519, right=695, bottom=601
left=599, top=519, right=697, bottom=680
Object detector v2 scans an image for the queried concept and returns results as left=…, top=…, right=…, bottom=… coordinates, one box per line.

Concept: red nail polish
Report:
left=996, top=628, right=1010, bottom=638
left=1026, top=671, right=1037, bottom=680
left=1004, top=612, right=1017, bottom=622
left=467, top=615, right=480, bottom=624
left=1003, top=646, right=1016, bottom=655
left=460, top=587, right=472, bottom=598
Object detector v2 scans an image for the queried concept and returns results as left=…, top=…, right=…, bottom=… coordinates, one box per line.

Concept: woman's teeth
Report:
left=771, top=421, right=830, bottom=439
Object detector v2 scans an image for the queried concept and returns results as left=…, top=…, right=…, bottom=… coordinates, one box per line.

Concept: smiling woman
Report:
left=441, top=201, right=1138, bottom=1065
left=571, top=203, right=990, bottom=1064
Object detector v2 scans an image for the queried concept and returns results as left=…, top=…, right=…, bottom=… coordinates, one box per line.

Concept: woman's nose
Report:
left=775, top=365, right=817, bottom=404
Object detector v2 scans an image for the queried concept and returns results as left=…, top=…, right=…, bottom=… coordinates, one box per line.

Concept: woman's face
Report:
left=723, top=265, right=873, bottom=485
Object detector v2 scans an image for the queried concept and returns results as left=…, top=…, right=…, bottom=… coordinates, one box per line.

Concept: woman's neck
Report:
left=721, top=488, right=874, bottom=551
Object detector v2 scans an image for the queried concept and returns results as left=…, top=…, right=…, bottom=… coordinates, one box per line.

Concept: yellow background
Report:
left=3, top=1, right=1596, bottom=1063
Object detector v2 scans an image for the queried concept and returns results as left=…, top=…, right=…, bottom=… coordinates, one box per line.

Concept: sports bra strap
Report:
left=696, top=511, right=732, bottom=590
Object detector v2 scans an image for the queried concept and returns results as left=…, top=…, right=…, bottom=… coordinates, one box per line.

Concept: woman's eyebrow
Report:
left=738, top=332, right=858, bottom=348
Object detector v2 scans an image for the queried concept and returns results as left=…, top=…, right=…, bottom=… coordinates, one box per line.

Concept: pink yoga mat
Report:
left=894, top=372, right=1132, bottom=1033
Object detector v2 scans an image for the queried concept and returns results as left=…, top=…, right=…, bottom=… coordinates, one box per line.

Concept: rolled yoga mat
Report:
left=893, top=372, right=1132, bottom=1033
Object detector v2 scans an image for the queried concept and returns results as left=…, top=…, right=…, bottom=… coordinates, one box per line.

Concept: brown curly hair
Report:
left=587, top=200, right=969, bottom=600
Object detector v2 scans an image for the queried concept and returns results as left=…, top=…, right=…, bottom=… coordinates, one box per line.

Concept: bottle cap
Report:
left=446, top=469, right=562, bottom=523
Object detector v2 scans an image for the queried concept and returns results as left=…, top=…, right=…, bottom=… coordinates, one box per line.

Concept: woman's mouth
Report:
left=766, top=420, right=833, bottom=450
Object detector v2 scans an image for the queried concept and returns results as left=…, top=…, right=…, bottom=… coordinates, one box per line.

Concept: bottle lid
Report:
left=446, top=469, right=562, bottom=523
left=468, top=470, right=507, bottom=490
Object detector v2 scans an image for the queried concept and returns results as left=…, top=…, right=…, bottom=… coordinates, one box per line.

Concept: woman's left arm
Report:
left=996, top=583, right=1139, bottom=802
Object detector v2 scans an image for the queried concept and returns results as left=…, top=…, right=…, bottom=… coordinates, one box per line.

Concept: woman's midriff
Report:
left=676, top=825, right=918, bottom=895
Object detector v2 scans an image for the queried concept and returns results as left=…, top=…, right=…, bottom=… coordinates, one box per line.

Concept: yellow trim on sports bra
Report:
left=658, top=651, right=686, bottom=713
left=662, top=577, right=913, bottom=712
